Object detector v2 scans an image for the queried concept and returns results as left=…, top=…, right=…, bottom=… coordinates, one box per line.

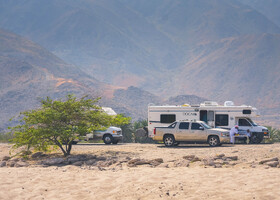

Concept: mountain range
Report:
left=0, top=0, right=279, bottom=129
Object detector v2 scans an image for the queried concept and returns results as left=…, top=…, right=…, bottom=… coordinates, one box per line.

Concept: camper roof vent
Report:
left=201, top=101, right=218, bottom=107
left=224, top=101, right=235, bottom=107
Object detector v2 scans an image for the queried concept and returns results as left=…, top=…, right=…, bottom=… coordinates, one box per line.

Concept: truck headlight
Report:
left=221, top=132, right=229, bottom=137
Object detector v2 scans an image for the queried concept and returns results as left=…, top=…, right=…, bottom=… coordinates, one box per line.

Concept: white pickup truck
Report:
left=86, top=126, right=123, bottom=144
left=153, top=121, right=230, bottom=147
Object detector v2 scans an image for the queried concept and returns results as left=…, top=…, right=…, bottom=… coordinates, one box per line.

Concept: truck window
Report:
left=191, top=123, right=202, bottom=130
left=238, top=118, right=251, bottom=126
left=160, top=114, right=176, bottom=123
left=246, top=118, right=258, bottom=126
left=168, top=122, right=177, bottom=128
left=179, top=122, right=189, bottom=129
left=215, top=114, right=229, bottom=126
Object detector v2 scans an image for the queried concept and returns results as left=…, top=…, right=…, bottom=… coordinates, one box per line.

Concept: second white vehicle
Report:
left=86, top=126, right=123, bottom=144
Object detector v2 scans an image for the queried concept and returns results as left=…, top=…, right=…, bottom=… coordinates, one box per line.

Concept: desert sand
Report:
left=1, top=143, right=280, bottom=200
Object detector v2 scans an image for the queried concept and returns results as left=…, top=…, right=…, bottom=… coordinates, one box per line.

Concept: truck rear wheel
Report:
left=163, top=135, right=175, bottom=147
left=103, top=134, right=113, bottom=144
left=208, top=136, right=220, bottom=147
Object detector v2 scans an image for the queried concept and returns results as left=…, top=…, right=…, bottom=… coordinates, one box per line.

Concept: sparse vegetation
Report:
left=266, top=126, right=280, bottom=143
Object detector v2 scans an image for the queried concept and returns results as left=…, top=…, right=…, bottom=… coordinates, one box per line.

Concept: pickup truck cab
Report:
left=153, top=121, right=230, bottom=147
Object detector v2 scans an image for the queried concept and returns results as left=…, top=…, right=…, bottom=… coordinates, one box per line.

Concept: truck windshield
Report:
left=168, top=122, right=177, bottom=128
left=246, top=118, right=258, bottom=126
left=201, top=122, right=211, bottom=129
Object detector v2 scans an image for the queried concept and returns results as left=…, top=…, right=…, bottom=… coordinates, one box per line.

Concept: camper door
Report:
left=200, top=110, right=215, bottom=127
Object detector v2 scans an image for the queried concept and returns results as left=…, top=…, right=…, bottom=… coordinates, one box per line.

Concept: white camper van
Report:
left=148, top=101, right=269, bottom=143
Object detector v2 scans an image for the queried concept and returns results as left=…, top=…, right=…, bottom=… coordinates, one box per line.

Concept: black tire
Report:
left=103, top=134, right=113, bottom=144
left=163, top=135, right=175, bottom=147
left=208, top=136, right=220, bottom=147
left=71, top=141, right=78, bottom=145
left=250, top=133, right=264, bottom=144
left=112, top=140, right=119, bottom=144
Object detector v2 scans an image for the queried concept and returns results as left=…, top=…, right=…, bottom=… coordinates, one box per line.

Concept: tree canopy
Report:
left=9, top=95, right=130, bottom=156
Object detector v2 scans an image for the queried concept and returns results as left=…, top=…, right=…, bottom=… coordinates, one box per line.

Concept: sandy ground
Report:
left=1, top=143, right=280, bottom=200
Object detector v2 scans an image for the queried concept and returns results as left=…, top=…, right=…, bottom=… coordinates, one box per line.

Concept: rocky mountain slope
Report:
left=0, top=29, right=111, bottom=130
left=0, top=0, right=279, bottom=127
left=0, top=29, right=208, bottom=129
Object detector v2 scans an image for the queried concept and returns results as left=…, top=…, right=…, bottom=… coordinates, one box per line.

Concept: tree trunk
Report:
left=66, top=143, right=72, bottom=156
left=56, top=141, right=67, bottom=156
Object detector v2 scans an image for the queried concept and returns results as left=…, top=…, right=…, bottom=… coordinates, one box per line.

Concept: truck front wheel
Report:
left=103, top=134, right=113, bottom=144
left=208, top=136, right=220, bottom=147
left=163, top=135, right=175, bottom=147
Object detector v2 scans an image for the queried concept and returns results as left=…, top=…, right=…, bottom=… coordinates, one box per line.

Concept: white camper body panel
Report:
left=148, top=102, right=259, bottom=138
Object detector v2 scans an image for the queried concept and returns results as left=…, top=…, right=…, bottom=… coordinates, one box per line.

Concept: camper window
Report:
left=160, top=114, right=176, bottom=123
left=243, top=110, right=251, bottom=114
left=215, top=114, right=229, bottom=126
left=179, top=122, right=189, bottom=130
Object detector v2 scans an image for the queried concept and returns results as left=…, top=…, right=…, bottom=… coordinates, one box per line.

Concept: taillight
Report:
left=153, top=128, right=156, bottom=135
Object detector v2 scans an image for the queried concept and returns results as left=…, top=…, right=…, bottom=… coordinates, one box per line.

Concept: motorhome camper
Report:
left=148, top=101, right=269, bottom=143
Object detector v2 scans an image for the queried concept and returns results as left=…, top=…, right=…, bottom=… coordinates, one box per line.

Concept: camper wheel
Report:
left=112, top=140, right=118, bottom=144
left=250, top=133, right=264, bottom=144
left=163, top=135, right=175, bottom=147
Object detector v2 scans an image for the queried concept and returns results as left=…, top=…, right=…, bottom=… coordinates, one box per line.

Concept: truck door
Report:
left=189, top=122, right=207, bottom=142
left=176, top=122, right=190, bottom=141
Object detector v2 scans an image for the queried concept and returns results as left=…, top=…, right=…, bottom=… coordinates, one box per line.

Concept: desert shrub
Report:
left=266, top=126, right=280, bottom=143
left=121, top=119, right=155, bottom=143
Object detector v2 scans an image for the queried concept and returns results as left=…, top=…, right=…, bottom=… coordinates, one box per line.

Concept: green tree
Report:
left=9, top=95, right=130, bottom=156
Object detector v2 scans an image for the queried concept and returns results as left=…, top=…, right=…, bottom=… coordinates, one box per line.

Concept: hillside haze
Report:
left=0, top=0, right=280, bottom=127
left=0, top=29, right=111, bottom=129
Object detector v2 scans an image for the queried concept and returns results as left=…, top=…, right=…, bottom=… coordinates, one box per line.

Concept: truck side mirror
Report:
left=199, top=127, right=204, bottom=130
